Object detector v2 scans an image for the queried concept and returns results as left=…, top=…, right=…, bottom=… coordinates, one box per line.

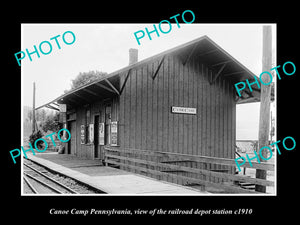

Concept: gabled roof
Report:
left=36, top=35, right=261, bottom=111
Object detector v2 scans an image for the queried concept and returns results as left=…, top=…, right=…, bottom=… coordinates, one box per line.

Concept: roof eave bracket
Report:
left=120, top=69, right=132, bottom=95
left=104, top=79, right=120, bottom=96
left=182, top=43, right=199, bottom=66
left=152, top=56, right=165, bottom=80
left=209, top=62, right=227, bottom=85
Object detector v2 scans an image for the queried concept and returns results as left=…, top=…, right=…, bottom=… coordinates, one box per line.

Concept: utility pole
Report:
left=32, top=82, right=36, bottom=133
left=256, top=26, right=272, bottom=192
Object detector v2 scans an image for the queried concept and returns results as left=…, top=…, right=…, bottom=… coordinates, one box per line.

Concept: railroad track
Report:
left=23, top=162, right=79, bottom=194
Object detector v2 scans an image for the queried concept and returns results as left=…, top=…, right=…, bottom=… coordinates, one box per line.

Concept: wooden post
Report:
left=32, top=82, right=36, bottom=133
left=255, top=26, right=272, bottom=193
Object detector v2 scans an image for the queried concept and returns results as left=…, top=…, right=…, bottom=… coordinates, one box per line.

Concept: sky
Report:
left=21, top=23, right=276, bottom=140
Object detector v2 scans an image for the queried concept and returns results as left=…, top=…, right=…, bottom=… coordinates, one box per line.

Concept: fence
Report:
left=104, top=146, right=274, bottom=194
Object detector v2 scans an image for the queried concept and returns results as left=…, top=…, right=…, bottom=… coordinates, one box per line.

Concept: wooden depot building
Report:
left=38, top=36, right=262, bottom=189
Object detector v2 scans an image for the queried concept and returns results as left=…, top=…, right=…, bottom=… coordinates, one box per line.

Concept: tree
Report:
left=65, top=70, right=107, bottom=92
left=39, top=109, right=47, bottom=121
left=28, top=110, right=32, bottom=122
left=35, top=108, right=46, bottom=121
left=41, top=112, right=62, bottom=133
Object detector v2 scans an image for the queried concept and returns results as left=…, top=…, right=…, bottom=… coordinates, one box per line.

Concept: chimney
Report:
left=129, top=48, right=138, bottom=65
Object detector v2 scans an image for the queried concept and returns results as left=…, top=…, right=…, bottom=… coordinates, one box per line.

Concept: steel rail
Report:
left=24, top=172, right=63, bottom=194
left=23, top=176, right=38, bottom=194
left=23, top=162, right=79, bottom=194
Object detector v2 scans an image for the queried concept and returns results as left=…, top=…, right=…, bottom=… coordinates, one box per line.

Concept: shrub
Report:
left=29, top=130, right=43, bottom=149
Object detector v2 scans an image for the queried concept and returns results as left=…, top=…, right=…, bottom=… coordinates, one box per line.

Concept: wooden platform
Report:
left=24, top=153, right=207, bottom=195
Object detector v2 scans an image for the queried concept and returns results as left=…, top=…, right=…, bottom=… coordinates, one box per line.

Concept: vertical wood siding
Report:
left=119, top=53, right=236, bottom=183
left=69, top=52, right=236, bottom=185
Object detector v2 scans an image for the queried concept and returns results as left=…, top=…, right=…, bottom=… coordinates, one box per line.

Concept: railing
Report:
left=104, top=146, right=274, bottom=194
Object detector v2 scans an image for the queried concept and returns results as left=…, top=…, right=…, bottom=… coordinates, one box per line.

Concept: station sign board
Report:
left=171, top=106, right=196, bottom=115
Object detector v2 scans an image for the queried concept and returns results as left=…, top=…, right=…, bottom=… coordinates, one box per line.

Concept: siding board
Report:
left=152, top=61, right=158, bottom=178
left=136, top=67, right=142, bottom=151
left=173, top=57, right=179, bottom=156
left=157, top=60, right=163, bottom=179
left=141, top=66, right=147, bottom=150
left=157, top=60, right=163, bottom=153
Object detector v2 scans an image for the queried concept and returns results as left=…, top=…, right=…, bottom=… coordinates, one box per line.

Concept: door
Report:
left=68, top=121, right=76, bottom=155
left=94, top=115, right=100, bottom=159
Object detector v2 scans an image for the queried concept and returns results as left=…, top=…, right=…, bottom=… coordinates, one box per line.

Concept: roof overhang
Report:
left=35, top=75, right=120, bottom=111
left=169, top=36, right=262, bottom=104
left=36, top=35, right=272, bottom=111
